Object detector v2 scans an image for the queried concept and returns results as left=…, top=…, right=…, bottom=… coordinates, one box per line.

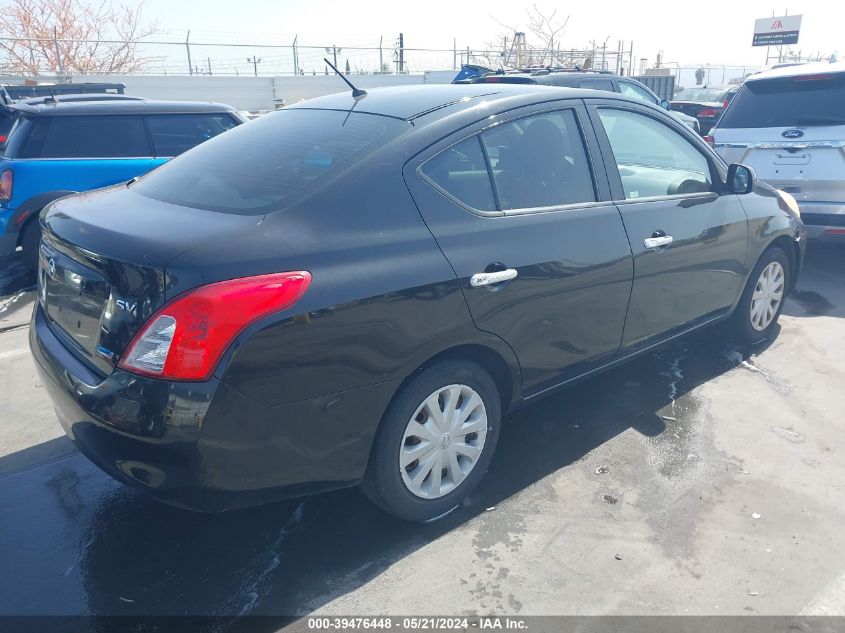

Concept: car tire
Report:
left=20, top=218, right=41, bottom=272
left=730, top=246, right=790, bottom=345
left=361, top=360, right=501, bottom=522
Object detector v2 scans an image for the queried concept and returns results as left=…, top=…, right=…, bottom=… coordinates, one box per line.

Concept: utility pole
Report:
left=247, top=56, right=261, bottom=76
left=186, top=30, right=193, bottom=76
left=207, top=57, right=212, bottom=76
left=379, top=36, right=383, bottom=73
left=292, top=35, right=298, bottom=75
left=453, top=37, right=457, bottom=70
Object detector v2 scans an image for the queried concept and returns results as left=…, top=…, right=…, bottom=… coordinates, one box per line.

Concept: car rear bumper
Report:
left=30, top=303, right=396, bottom=511
left=798, top=202, right=845, bottom=240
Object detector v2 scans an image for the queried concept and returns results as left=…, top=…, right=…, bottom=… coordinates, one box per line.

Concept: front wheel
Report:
left=730, top=246, right=790, bottom=344
left=362, top=360, right=501, bottom=522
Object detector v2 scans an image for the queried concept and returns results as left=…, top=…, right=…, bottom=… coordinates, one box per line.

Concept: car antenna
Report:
left=323, top=57, right=367, bottom=98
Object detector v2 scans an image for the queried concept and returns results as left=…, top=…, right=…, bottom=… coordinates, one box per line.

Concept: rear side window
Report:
left=579, top=79, right=615, bottom=91
left=21, top=116, right=151, bottom=158
left=718, top=73, right=845, bottom=128
left=481, top=110, right=596, bottom=209
left=419, top=137, right=496, bottom=211
left=146, top=114, right=239, bottom=156
left=134, top=109, right=408, bottom=215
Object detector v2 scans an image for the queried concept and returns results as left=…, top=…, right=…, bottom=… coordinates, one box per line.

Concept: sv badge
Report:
left=115, top=299, right=138, bottom=314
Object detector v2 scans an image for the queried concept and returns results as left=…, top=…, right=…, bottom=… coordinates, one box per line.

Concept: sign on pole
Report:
left=752, top=15, right=802, bottom=47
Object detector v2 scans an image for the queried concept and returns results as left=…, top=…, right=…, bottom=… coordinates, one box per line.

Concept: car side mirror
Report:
left=727, top=163, right=755, bottom=194
left=660, top=99, right=670, bottom=109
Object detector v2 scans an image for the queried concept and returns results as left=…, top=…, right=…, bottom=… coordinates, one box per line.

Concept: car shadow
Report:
left=0, top=254, right=36, bottom=298
left=23, top=325, right=757, bottom=622
left=782, top=241, right=845, bottom=319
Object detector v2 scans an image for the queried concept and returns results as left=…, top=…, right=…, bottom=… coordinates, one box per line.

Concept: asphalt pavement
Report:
left=1, top=242, right=844, bottom=626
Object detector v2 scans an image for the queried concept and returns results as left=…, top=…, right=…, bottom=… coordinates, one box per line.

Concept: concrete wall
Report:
left=2, top=71, right=461, bottom=111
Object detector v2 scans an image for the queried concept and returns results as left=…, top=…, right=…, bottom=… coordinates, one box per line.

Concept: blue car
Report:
left=0, top=97, right=244, bottom=268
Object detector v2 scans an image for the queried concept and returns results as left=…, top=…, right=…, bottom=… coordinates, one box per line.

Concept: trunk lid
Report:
left=39, top=185, right=261, bottom=377
left=714, top=125, right=845, bottom=204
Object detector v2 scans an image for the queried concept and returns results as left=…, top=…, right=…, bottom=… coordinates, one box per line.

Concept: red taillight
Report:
left=698, top=108, right=718, bottom=118
left=703, top=135, right=715, bottom=147
left=0, top=169, right=12, bottom=201
left=825, top=228, right=845, bottom=235
left=722, top=99, right=730, bottom=109
left=119, top=271, right=312, bottom=381
left=0, top=135, right=7, bottom=143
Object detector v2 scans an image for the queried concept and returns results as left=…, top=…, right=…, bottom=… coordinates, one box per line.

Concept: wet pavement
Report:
left=2, top=243, right=845, bottom=624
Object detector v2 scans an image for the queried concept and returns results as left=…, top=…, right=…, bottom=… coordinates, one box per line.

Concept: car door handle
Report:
left=643, top=235, right=673, bottom=250
left=470, top=269, right=518, bottom=287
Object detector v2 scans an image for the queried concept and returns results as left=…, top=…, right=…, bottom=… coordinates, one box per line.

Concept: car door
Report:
left=404, top=102, right=633, bottom=397
left=586, top=99, right=749, bottom=350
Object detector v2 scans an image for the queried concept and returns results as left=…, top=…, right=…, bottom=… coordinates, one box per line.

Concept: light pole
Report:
left=325, top=45, right=342, bottom=69
left=247, top=56, right=261, bottom=76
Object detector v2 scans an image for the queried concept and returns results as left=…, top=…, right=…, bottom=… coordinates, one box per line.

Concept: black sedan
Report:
left=30, top=84, right=805, bottom=522
left=670, top=85, right=736, bottom=135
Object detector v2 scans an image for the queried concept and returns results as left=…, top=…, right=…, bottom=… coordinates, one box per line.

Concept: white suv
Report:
left=712, top=61, right=845, bottom=239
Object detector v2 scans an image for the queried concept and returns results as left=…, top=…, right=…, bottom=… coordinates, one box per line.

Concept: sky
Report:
left=133, top=0, right=842, bottom=75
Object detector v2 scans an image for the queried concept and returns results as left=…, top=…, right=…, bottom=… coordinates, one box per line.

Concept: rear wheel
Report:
left=20, top=218, right=41, bottom=271
left=362, top=360, right=500, bottom=522
left=730, top=246, right=790, bottom=344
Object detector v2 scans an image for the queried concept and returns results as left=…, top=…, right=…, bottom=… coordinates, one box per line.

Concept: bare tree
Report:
left=0, top=0, right=159, bottom=76
left=482, top=5, right=575, bottom=69
left=526, top=4, right=569, bottom=66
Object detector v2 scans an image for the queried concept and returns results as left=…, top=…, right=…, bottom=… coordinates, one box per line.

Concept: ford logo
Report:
left=782, top=129, right=804, bottom=138
left=48, top=258, right=56, bottom=276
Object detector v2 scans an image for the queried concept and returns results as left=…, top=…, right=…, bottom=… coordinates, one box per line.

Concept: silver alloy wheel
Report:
left=399, top=383, right=488, bottom=500
left=750, top=261, right=785, bottom=332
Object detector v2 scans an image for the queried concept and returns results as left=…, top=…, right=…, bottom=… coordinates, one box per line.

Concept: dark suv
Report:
left=31, top=84, right=804, bottom=522
left=457, top=70, right=701, bottom=132
left=0, top=97, right=243, bottom=268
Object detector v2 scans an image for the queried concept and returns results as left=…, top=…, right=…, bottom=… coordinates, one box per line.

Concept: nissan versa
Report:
left=30, top=84, right=805, bottom=522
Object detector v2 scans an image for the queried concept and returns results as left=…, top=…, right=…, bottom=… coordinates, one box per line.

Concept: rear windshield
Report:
left=718, top=73, right=845, bottom=128
left=674, top=88, right=727, bottom=102
left=134, top=109, right=408, bottom=214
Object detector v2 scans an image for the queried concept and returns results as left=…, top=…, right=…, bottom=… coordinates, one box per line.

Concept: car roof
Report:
left=287, top=84, right=608, bottom=121
left=8, top=98, right=238, bottom=116
left=746, top=60, right=845, bottom=82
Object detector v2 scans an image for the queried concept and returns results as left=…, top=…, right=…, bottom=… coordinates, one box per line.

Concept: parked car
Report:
left=1, top=81, right=125, bottom=100
left=30, top=84, right=805, bottom=522
left=670, top=85, right=735, bottom=134
left=0, top=97, right=244, bottom=268
left=711, top=62, right=845, bottom=240
left=457, top=70, right=701, bottom=132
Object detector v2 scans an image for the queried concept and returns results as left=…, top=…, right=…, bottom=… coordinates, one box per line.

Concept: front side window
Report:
left=419, top=136, right=496, bottom=211
left=598, top=108, right=712, bottom=200
left=481, top=110, right=596, bottom=210
left=146, top=114, right=239, bottom=156
left=21, top=115, right=151, bottom=158
left=619, top=82, right=659, bottom=105
left=134, top=109, right=408, bottom=215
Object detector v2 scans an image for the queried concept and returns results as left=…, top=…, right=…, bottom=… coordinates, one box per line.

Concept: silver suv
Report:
left=712, top=62, right=845, bottom=239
